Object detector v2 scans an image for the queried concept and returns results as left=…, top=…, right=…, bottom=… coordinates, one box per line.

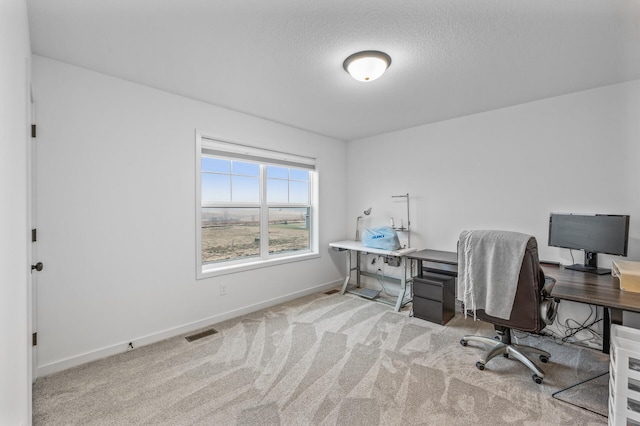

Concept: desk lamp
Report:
left=355, top=207, right=372, bottom=241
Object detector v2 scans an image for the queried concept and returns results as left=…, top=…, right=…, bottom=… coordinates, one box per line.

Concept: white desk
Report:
left=329, top=240, right=417, bottom=312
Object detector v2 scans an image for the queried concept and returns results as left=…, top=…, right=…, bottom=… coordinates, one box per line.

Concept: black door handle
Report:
left=31, top=262, right=43, bottom=272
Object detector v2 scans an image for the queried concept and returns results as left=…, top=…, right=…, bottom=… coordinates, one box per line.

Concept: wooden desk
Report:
left=542, top=264, right=640, bottom=353
left=406, top=249, right=640, bottom=353
left=542, top=264, right=640, bottom=315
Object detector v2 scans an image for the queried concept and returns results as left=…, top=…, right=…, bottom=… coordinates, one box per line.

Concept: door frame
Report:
left=25, top=57, right=35, bottom=423
left=28, top=87, right=37, bottom=382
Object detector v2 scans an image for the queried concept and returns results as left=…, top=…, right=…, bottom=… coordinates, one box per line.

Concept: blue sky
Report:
left=202, top=158, right=309, bottom=204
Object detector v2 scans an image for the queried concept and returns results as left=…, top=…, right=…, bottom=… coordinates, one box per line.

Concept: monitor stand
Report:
left=565, top=264, right=611, bottom=275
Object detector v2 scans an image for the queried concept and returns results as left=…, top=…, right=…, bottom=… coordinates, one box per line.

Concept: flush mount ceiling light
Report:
left=343, top=50, right=391, bottom=82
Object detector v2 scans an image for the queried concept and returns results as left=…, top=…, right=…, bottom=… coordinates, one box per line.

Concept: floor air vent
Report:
left=324, top=289, right=340, bottom=295
left=185, top=328, right=218, bottom=342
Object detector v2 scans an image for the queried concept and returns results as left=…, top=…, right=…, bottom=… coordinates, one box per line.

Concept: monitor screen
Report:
left=548, top=213, right=629, bottom=257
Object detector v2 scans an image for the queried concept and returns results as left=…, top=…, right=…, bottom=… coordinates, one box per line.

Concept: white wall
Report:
left=347, top=80, right=640, bottom=344
left=31, top=56, right=348, bottom=375
left=0, top=0, right=31, bottom=423
left=348, top=80, right=640, bottom=265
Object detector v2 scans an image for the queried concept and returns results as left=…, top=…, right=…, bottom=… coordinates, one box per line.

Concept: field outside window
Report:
left=197, top=136, right=317, bottom=276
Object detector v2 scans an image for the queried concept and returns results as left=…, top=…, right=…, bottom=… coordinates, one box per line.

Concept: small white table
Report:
left=329, top=240, right=417, bottom=312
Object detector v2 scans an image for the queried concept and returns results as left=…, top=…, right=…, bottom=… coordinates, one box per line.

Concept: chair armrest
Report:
left=541, top=276, right=556, bottom=298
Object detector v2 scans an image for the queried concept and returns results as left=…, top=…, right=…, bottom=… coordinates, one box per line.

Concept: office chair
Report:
left=459, top=232, right=557, bottom=384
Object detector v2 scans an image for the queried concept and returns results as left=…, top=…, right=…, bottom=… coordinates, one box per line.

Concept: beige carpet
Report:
left=33, top=291, right=609, bottom=425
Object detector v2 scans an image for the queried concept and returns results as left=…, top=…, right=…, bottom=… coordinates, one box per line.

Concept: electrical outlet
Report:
left=220, top=284, right=227, bottom=296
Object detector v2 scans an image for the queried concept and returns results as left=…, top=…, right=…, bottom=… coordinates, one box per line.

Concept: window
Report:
left=196, top=134, right=318, bottom=277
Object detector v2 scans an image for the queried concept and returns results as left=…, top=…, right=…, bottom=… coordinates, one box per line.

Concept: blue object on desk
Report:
left=362, top=226, right=400, bottom=250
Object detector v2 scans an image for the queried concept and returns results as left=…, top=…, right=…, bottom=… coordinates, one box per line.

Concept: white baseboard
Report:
left=36, top=280, right=342, bottom=377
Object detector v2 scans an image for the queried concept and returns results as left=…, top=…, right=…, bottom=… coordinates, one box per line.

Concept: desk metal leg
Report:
left=356, top=251, right=361, bottom=287
left=338, top=248, right=412, bottom=312
left=610, top=307, right=623, bottom=325
left=604, top=307, right=623, bottom=355
left=603, top=307, right=610, bottom=355
left=339, top=249, right=351, bottom=295
left=394, top=256, right=411, bottom=312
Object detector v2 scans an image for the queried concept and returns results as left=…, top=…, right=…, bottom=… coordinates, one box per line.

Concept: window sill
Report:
left=197, top=251, right=320, bottom=279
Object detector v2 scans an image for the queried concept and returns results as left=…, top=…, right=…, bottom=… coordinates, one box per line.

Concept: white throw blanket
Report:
left=457, top=230, right=532, bottom=320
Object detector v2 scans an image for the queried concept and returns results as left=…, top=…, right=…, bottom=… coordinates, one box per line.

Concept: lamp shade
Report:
left=343, top=51, right=391, bottom=82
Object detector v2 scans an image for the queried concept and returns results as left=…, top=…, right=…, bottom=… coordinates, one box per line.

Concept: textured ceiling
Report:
left=27, top=0, right=640, bottom=141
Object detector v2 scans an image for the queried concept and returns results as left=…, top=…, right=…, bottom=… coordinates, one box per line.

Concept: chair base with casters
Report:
left=457, top=233, right=558, bottom=385
left=460, top=325, right=550, bottom=384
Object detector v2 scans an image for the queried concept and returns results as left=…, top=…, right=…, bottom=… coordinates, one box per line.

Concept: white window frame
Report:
left=196, top=131, right=319, bottom=279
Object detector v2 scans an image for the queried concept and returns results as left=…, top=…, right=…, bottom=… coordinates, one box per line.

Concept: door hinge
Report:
left=32, top=332, right=37, bottom=346
left=31, top=124, right=36, bottom=138
left=31, top=228, right=37, bottom=242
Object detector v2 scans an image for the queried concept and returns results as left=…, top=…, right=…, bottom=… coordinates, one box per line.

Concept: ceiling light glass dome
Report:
left=343, top=51, right=391, bottom=82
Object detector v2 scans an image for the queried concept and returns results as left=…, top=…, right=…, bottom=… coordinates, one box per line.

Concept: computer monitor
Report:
left=548, top=213, right=630, bottom=275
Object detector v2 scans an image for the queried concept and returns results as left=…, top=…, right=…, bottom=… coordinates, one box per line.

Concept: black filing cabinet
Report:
left=412, top=271, right=456, bottom=325
left=408, top=249, right=458, bottom=325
